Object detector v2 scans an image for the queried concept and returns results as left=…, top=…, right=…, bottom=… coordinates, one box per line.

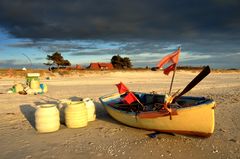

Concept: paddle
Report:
left=172, top=65, right=211, bottom=103
left=140, top=66, right=210, bottom=119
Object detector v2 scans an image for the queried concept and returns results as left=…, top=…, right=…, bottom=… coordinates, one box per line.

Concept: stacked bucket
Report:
left=35, top=98, right=96, bottom=133
left=26, top=73, right=48, bottom=94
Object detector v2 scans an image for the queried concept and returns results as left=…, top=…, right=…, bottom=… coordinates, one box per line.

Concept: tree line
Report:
left=44, top=52, right=132, bottom=70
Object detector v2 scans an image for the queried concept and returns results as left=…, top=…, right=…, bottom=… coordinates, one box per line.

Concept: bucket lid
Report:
left=27, top=73, right=40, bottom=77
left=68, top=101, right=85, bottom=106
left=59, top=99, right=72, bottom=104
left=39, top=104, right=56, bottom=108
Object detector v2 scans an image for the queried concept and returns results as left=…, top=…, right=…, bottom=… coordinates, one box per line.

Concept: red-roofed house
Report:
left=75, top=64, right=82, bottom=69
left=88, top=63, right=114, bottom=70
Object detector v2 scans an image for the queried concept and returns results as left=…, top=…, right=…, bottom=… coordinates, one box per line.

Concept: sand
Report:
left=0, top=70, right=239, bottom=159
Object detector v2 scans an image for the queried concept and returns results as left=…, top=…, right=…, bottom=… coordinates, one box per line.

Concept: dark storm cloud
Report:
left=119, top=41, right=180, bottom=54
left=7, top=40, right=97, bottom=53
left=71, top=50, right=115, bottom=56
left=180, top=53, right=240, bottom=68
left=8, top=41, right=91, bottom=50
left=70, top=40, right=177, bottom=56
left=71, top=39, right=240, bottom=57
left=182, top=40, right=240, bottom=55
left=0, top=0, right=240, bottom=40
left=1, top=0, right=240, bottom=69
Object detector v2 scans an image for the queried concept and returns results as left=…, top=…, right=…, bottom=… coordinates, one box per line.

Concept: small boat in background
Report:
left=99, top=92, right=216, bottom=137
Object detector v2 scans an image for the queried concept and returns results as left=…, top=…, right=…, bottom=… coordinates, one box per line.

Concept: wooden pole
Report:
left=168, top=65, right=177, bottom=95
left=135, top=96, right=145, bottom=109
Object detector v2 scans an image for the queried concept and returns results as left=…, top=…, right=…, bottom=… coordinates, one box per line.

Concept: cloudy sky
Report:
left=0, top=0, right=240, bottom=68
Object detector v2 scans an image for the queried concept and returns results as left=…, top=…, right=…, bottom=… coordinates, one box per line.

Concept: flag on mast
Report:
left=156, top=47, right=181, bottom=75
left=123, top=92, right=138, bottom=104
left=116, top=82, right=129, bottom=94
left=164, top=63, right=176, bottom=75
left=116, top=82, right=144, bottom=107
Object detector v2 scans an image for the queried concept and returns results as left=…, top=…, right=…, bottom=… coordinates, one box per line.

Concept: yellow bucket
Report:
left=65, top=101, right=88, bottom=128
left=35, top=104, right=60, bottom=133
left=30, top=79, right=40, bottom=90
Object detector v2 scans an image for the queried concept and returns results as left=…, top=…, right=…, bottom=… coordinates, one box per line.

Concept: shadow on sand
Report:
left=20, top=100, right=59, bottom=129
left=94, top=101, right=120, bottom=125
left=20, top=104, right=36, bottom=129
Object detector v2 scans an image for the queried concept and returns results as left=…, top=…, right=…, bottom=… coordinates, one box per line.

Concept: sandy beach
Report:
left=0, top=70, right=239, bottom=159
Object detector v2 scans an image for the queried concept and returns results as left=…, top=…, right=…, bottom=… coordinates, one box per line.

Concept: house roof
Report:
left=89, top=63, right=113, bottom=69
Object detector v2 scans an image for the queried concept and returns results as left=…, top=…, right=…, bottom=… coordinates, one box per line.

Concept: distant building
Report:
left=88, top=63, right=114, bottom=70
left=75, top=64, right=82, bottom=69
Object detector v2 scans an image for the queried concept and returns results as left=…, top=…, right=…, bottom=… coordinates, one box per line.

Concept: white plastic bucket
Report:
left=83, top=98, right=96, bottom=122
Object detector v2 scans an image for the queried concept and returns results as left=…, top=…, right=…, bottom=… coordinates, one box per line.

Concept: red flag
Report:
left=116, top=82, right=129, bottom=94
left=156, top=48, right=181, bottom=68
left=123, top=92, right=138, bottom=104
left=164, top=64, right=176, bottom=75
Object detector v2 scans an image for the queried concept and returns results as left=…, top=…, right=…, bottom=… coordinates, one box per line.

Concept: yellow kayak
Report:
left=99, top=92, right=216, bottom=137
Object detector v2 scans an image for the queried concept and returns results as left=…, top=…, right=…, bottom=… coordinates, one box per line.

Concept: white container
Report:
left=83, top=98, right=96, bottom=122
left=35, top=104, right=60, bottom=133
